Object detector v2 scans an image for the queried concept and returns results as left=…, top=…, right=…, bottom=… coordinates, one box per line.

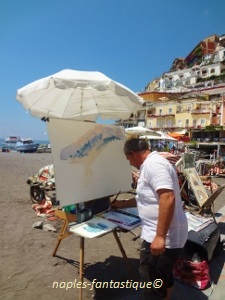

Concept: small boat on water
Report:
left=2, top=136, right=22, bottom=150
left=16, top=138, right=39, bottom=153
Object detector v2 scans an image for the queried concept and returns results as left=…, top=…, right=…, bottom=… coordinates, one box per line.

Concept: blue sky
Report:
left=0, top=0, right=225, bottom=140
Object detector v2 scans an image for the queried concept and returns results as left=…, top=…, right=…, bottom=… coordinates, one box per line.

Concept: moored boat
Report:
left=16, top=138, right=39, bottom=153
left=2, top=136, right=22, bottom=151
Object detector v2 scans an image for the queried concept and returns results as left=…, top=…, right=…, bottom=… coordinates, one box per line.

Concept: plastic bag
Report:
left=173, top=259, right=210, bottom=290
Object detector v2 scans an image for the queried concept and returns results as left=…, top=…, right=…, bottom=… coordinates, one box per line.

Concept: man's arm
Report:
left=150, top=189, right=175, bottom=255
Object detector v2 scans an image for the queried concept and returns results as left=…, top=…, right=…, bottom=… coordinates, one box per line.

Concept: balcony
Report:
left=191, top=110, right=210, bottom=115
left=147, top=113, right=175, bottom=118
left=176, top=109, right=191, bottom=113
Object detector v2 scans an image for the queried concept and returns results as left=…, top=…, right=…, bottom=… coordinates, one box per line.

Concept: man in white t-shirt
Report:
left=112, top=138, right=188, bottom=300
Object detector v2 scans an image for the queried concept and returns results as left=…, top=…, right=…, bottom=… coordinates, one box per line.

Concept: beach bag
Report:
left=173, top=259, right=210, bottom=290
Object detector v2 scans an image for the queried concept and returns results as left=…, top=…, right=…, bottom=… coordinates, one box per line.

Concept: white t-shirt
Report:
left=136, top=151, right=188, bottom=248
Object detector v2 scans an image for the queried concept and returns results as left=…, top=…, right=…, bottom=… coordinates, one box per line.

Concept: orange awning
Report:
left=168, top=132, right=190, bottom=142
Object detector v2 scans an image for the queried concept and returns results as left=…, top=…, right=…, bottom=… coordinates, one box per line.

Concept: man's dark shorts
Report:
left=139, top=240, right=182, bottom=300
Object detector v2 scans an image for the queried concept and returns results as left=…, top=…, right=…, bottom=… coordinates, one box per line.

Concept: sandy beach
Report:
left=1, top=151, right=225, bottom=300
left=0, top=152, right=143, bottom=300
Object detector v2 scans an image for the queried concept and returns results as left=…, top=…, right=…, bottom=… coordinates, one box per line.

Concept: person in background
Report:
left=112, top=138, right=188, bottom=300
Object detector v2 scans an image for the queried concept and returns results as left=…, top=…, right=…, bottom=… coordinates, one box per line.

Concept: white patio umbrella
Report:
left=140, top=134, right=174, bottom=141
left=125, top=126, right=161, bottom=136
left=16, top=69, right=144, bottom=122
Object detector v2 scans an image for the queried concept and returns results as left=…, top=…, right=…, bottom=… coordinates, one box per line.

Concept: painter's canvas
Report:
left=47, top=118, right=132, bottom=206
left=184, top=168, right=209, bottom=207
left=182, top=153, right=196, bottom=169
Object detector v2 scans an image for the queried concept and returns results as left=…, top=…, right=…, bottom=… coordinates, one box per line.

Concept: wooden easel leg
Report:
left=79, top=236, right=84, bottom=300
left=52, top=210, right=77, bottom=257
left=52, top=220, right=67, bottom=256
left=112, top=230, right=134, bottom=278
left=52, top=240, right=61, bottom=257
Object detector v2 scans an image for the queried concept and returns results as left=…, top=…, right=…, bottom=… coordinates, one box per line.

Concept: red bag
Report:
left=173, top=259, right=210, bottom=290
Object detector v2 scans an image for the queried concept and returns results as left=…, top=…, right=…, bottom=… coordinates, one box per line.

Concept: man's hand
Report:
left=150, top=235, right=166, bottom=256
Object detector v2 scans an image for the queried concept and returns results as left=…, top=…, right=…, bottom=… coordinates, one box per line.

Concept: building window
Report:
left=159, top=109, right=162, bottom=115
left=137, top=111, right=145, bottom=119
left=187, top=104, right=192, bottom=111
left=202, top=69, right=208, bottom=77
left=178, top=120, right=182, bottom=127
left=193, top=119, right=197, bottom=127
left=148, top=122, right=152, bottom=128
left=201, top=119, right=206, bottom=125
left=168, top=108, right=172, bottom=114
left=185, top=119, right=189, bottom=127
left=167, top=120, right=172, bottom=127
left=177, top=105, right=182, bottom=113
left=210, top=68, right=215, bottom=74
left=201, top=105, right=207, bottom=111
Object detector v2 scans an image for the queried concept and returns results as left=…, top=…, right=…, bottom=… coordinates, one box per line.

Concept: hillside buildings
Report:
left=121, top=34, right=225, bottom=143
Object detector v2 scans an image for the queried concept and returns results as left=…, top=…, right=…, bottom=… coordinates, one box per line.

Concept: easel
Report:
left=53, top=208, right=135, bottom=300
left=52, top=209, right=76, bottom=256
left=77, top=230, right=134, bottom=300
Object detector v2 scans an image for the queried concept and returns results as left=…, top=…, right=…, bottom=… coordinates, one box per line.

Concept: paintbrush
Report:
left=104, top=190, right=121, bottom=213
left=111, top=190, right=121, bottom=205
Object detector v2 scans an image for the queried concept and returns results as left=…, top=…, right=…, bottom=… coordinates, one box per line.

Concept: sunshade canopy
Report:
left=125, top=126, right=161, bottom=136
left=168, top=132, right=190, bottom=142
left=16, top=69, right=144, bottom=122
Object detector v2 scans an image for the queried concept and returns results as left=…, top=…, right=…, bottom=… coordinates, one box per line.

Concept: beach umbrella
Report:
left=168, top=132, right=190, bottom=142
left=16, top=69, right=144, bottom=122
left=140, top=133, right=177, bottom=141
left=159, top=133, right=178, bottom=141
left=125, top=126, right=161, bottom=136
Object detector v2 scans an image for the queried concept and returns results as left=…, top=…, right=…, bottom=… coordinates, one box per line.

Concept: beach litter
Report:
left=43, top=224, right=57, bottom=232
left=32, top=221, right=57, bottom=232
left=32, top=221, right=44, bottom=229
left=32, top=199, right=55, bottom=218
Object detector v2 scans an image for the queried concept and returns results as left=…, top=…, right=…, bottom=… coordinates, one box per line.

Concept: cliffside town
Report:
left=120, top=34, right=225, bottom=149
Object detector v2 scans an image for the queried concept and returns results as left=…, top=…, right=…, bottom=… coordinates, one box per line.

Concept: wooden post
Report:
left=79, top=236, right=85, bottom=300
